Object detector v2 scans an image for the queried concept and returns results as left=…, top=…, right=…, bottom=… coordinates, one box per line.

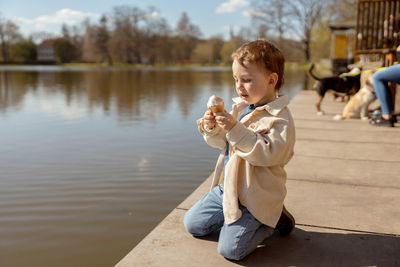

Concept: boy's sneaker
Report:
left=275, top=205, right=295, bottom=235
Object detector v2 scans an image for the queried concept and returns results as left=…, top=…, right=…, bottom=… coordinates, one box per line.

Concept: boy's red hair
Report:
left=232, top=39, right=285, bottom=90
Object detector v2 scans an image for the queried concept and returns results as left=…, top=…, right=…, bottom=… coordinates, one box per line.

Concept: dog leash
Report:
left=361, top=61, right=399, bottom=73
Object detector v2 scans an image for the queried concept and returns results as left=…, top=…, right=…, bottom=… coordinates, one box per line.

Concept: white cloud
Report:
left=243, top=9, right=264, bottom=17
left=35, top=8, right=100, bottom=25
left=26, top=92, right=87, bottom=120
left=12, top=17, right=33, bottom=24
left=143, top=11, right=162, bottom=19
left=216, top=0, right=250, bottom=14
left=12, top=8, right=100, bottom=36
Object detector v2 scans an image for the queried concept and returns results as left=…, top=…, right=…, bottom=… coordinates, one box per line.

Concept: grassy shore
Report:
left=0, top=61, right=316, bottom=69
left=63, top=62, right=315, bottom=69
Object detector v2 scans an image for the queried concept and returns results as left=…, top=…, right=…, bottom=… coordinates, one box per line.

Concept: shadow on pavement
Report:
left=239, top=227, right=400, bottom=267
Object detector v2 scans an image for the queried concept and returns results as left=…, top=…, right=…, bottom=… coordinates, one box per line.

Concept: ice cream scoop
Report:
left=207, top=95, right=225, bottom=113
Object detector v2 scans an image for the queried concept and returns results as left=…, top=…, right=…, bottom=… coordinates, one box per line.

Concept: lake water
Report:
left=0, top=66, right=308, bottom=266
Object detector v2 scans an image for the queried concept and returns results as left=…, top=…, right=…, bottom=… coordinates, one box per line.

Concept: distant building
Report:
left=329, top=19, right=356, bottom=74
left=37, top=39, right=56, bottom=63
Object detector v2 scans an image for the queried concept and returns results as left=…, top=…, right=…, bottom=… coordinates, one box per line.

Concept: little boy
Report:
left=184, top=39, right=296, bottom=261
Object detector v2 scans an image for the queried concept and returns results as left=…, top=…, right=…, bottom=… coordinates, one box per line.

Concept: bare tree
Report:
left=9, top=39, right=37, bottom=63
left=174, top=12, right=202, bottom=62
left=251, top=0, right=291, bottom=42
left=0, top=17, right=21, bottom=62
left=192, top=36, right=224, bottom=64
left=53, top=24, right=81, bottom=63
left=82, top=20, right=97, bottom=62
left=94, top=15, right=112, bottom=65
left=220, top=41, right=238, bottom=64
left=30, top=31, right=56, bottom=44
left=329, top=0, right=357, bottom=22
left=109, top=5, right=147, bottom=63
left=256, top=24, right=269, bottom=39
left=250, top=0, right=327, bottom=62
left=144, top=16, right=173, bottom=64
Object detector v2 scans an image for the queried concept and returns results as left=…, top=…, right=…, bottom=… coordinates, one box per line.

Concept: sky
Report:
left=0, top=0, right=256, bottom=39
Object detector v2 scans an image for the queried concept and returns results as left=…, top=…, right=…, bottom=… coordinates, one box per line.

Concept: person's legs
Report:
left=372, top=64, right=400, bottom=116
left=183, top=185, right=225, bottom=237
left=217, top=204, right=274, bottom=261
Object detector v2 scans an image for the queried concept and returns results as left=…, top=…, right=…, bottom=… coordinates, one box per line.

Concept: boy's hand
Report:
left=215, top=111, right=237, bottom=132
left=203, top=109, right=216, bottom=130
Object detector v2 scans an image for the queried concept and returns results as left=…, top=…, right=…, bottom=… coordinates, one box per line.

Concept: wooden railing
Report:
left=356, top=0, right=400, bottom=54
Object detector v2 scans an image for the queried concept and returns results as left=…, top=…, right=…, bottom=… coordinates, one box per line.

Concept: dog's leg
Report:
left=316, top=95, right=325, bottom=115
left=360, top=105, right=369, bottom=120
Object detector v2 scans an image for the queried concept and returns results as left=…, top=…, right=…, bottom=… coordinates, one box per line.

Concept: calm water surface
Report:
left=0, top=66, right=308, bottom=266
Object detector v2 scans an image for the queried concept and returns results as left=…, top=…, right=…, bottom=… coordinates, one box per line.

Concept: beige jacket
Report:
left=197, top=95, right=295, bottom=227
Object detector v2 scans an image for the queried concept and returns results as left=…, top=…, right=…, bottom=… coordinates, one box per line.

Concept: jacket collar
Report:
left=232, top=95, right=289, bottom=116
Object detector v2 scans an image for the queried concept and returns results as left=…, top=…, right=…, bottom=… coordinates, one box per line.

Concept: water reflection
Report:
left=0, top=67, right=308, bottom=120
left=0, top=71, right=38, bottom=112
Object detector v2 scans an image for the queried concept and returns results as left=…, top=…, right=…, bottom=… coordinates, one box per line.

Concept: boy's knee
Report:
left=183, top=211, right=196, bottom=234
left=217, top=242, right=246, bottom=261
left=183, top=210, right=206, bottom=237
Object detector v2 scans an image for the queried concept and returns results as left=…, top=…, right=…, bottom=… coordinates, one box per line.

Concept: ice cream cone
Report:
left=207, top=95, right=225, bottom=114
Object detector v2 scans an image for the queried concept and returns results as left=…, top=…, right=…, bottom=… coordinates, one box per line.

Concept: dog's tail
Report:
left=308, top=63, right=321, bottom=80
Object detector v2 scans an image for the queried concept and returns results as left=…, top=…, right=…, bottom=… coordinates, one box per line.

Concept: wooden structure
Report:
left=356, top=0, right=400, bottom=54
left=356, top=0, right=400, bottom=109
left=329, top=20, right=356, bottom=74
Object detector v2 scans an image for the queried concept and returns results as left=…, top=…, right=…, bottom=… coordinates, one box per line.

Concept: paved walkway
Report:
left=116, top=90, right=400, bottom=266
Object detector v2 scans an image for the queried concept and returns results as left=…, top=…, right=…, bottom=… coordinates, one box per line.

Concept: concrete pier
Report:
left=116, top=90, right=400, bottom=266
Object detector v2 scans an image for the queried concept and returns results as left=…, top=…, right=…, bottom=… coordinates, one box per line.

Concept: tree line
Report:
left=0, top=0, right=355, bottom=65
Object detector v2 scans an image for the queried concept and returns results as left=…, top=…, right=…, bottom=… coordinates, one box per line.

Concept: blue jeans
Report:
left=183, top=184, right=274, bottom=261
left=372, top=64, right=400, bottom=115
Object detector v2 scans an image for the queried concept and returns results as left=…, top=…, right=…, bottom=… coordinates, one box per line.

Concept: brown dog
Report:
left=333, top=71, right=376, bottom=120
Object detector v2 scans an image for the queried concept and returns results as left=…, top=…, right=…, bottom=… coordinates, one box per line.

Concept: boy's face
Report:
left=232, top=59, right=278, bottom=106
